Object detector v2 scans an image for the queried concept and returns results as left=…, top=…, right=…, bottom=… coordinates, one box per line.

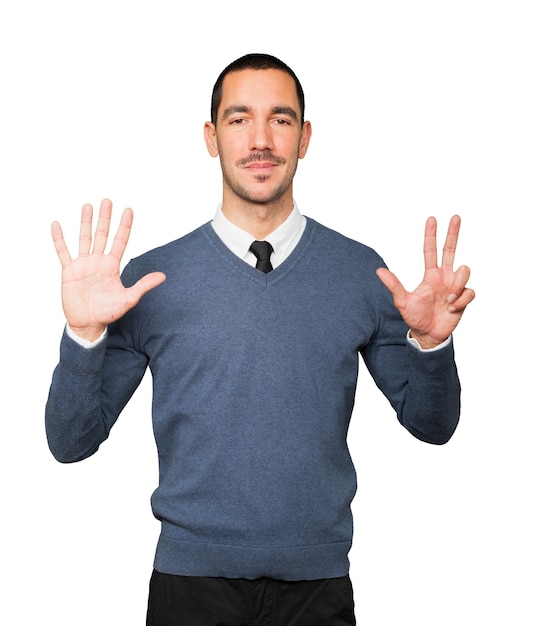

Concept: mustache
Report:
left=236, top=150, right=286, bottom=167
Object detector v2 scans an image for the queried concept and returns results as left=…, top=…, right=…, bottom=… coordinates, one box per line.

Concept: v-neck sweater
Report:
left=46, top=217, right=460, bottom=580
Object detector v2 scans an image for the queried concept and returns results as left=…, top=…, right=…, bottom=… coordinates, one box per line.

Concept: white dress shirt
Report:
left=211, top=202, right=306, bottom=269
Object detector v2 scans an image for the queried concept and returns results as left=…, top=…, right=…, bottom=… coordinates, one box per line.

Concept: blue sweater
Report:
left=46, top=218, right=460, bottom=580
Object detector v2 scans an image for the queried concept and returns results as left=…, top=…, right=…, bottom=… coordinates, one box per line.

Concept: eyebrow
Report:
left=221, top=105, right=298, bottom=122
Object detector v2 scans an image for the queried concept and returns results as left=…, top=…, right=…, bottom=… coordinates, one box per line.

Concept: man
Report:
left=46, top=53, right=475, bottom=625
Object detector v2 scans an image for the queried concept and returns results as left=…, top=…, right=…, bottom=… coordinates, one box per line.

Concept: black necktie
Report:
left=249, top=240, right=274, bottom=274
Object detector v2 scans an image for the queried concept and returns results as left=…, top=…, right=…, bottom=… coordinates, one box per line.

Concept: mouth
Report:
left=237, top=151, right=286, bottom=170
left=245, top=162, right=278, bottom=172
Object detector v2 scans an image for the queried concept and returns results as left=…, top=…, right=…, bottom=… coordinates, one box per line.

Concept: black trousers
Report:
left=146, top=570, right=356, bottom=626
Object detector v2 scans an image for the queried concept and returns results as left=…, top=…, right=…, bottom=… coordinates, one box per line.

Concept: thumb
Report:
left=126, top=272, right=166, bottom=308
left=376, top=268, right=407, bottom=306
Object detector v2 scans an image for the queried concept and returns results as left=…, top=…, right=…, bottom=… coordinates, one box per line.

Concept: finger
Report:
left=448, top=287, right=475, bottom=313
left=78, top=203, right=94, bottom=257
left=423, top=216, right=438, bottom=270
left=92, top=198, right=113, bottom=254
left=447, top=264, right=473, bottom=306
left=109, top=207, right=134, bottom=261
left=449, top=264, right=471, bottom=296
left=51, top=221, right=72, bottom=268
left=376, top=267, right=408, bottom=308
left=125, top=272, right=167, bottom=308
left=441, top=215, right=461, bottom=270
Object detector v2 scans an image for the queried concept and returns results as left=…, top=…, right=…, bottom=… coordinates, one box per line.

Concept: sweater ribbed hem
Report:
left=153, top=529, right=351, bottom=581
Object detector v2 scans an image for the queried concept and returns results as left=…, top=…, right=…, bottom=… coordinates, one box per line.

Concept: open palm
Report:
left=51, top=199, right=166, bottom=342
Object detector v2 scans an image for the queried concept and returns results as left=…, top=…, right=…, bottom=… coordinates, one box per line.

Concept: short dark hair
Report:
left=210, top=53, right=305, bottom=125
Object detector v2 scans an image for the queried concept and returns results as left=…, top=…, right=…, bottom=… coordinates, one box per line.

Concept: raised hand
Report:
left=51, top=198, right=166, bottom=342
left=376, top=215, right=475, bottom=349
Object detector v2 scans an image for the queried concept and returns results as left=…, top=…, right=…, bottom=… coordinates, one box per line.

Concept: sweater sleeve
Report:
left=361, top=288, right=461, bottom=445
left=45, top=264, right=149, bottom=463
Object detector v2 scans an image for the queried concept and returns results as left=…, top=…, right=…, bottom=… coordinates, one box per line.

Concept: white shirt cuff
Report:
left=407, top=330, right=451, bottom=352
left=66, top=324, right=107, bottom=348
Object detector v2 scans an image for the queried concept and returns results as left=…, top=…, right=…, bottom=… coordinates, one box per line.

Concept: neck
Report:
left=221, top=193, right=294, bottom=240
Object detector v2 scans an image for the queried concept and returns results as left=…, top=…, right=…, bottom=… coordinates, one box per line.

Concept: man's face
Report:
left=205, top=69, right=311, bottom=207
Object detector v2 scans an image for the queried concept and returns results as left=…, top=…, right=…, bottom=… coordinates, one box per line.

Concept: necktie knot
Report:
left=249, top=240, right=274, bottom=274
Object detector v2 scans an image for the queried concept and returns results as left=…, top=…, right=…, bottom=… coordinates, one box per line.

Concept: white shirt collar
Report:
left=211, top=202, right=306, bottom=268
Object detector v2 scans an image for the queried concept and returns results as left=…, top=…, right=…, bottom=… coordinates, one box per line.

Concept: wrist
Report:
left=408, top=330, right=446, bottom=350
left=68, top=324, right=107, bottom=344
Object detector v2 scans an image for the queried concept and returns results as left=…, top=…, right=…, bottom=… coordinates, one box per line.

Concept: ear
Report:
left=204, top=121, right=219, bottom=157
left=298, top=120, right=312, bottom=159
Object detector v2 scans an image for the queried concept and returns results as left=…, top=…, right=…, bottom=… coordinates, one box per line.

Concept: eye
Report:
left=273, top=118, right=291, bottom=125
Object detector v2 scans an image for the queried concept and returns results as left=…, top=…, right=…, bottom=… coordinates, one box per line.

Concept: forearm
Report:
left=45, top=329, right=110, bottom=463
left=397, top=339, right=461, bottom=445
left=363, top=309, right=461, bottom=446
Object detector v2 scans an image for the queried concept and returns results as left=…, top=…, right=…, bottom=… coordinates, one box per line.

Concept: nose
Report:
left=250, top=119, right=274, bottom=152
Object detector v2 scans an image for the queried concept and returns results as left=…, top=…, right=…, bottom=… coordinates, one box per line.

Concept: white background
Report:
left=2, top=1, right=539, bottom=624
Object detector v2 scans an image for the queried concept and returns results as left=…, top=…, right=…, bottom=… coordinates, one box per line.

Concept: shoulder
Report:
left=306, top=217, right=387, bottom=271
left=122, top=222, right=212, bottom=282
left=299, top=218, right=395, bottom=317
